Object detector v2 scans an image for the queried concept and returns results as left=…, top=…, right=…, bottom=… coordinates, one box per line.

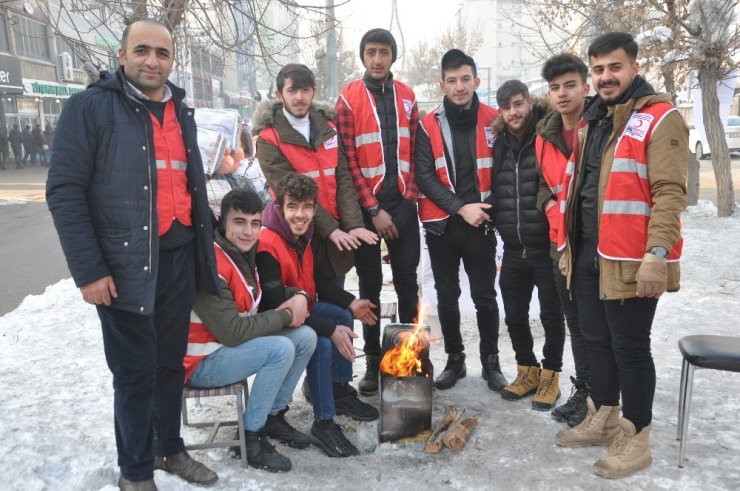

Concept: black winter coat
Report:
left=22, top=128, right=36, bottom=149
left=46, top=67, right=219, bottom=315
left=491, top=102, right=551, bottom=258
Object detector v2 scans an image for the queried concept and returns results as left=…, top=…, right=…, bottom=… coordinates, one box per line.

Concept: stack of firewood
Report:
left=424, top=406, right=478, bottom=454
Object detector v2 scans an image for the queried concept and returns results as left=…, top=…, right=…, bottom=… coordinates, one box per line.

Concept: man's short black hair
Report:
left=588, top=32, right=638, bottom=62
left=275, top=174, right=317, bottom=207
left=360, top=28, right=397, bottom=63
left=220, top=187, right=263, bottom=220
left=541, top=53, right=588, bottom=84
left=121, top=19, right=170, bottom=52
left=440, top=49, right=477, bottom=79
left=276, top=64, right=316, bottom=93
left=496, top=79, right=529, bottom=108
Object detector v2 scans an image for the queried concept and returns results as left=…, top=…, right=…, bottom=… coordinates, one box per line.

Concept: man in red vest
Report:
left=535, top=53, right=592, bottom=427
left=555, top=32, right=688, bottom=479
left=47, top=19, right=220, bottom=489
left=416, top=49, right=506, bottom=392
left=336, top=28, right=420, bottom=397
left=186, top=188, right=317, bottom=472
left=256, top=174, right=379, bottom=458
left=253, top=64, right=377, bottom=283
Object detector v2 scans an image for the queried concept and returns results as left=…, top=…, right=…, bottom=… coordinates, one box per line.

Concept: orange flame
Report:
left=380, top=303, right=430, bottom=377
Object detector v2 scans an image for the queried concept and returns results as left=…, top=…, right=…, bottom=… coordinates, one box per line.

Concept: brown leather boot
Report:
left=556, top=397, right=621, bottom=447
left=154, top=451, right=218, bottom=485
left=532, top=369, right=561, bottom=410
left=500, top=365, right=539, bottom=400
left=593, top=418, right=652, bottom=478
left=118, top=476, right=158, bottom=491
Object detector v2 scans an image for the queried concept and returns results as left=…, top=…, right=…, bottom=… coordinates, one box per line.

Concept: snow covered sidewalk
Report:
left=1, top=201, right=739, bottom=491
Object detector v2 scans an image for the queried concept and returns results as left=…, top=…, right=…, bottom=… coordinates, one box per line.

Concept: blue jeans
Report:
left=187, top=326, right=316, bottom=432
left=305, top=301, right=354, bottom=420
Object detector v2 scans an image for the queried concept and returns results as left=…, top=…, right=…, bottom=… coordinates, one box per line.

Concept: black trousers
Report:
left=572, top=241, right=657, bottom=430
left=355, top=199, right=420, bottom=356
left=500, top=252, right=565, bottom=371
left=426, top=220, right=499, bottom=357
left=97, top=241, right=196, bottom=481
left=553, top=259, right=590, bottom=382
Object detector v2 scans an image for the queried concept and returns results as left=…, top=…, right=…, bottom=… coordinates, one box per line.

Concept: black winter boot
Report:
left=333, top=383, right=379, bottom=421
left=358, top=355, right=381, bottom=396
left=435, top=353, right=466, bottom=390
left=262, top=406, right=311, bottom=448
left=480, top=354, right=508, bottom=391
left=551, top=376, right=589, bottom=426
left=242, top=430, right=292, bottom=472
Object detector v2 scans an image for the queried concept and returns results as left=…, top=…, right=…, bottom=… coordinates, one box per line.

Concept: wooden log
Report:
left=424, top=406, right=464, bottom=453
left=441, top=415, right=479, bottom=453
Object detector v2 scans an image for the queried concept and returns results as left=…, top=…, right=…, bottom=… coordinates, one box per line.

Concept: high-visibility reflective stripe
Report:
left=434, top=157, right=447, bottom=171
left=186, top=342, right=222, bottom=357
left=602, top=200, right=651, bottom=216
left=550, top=184, right=563, bottom=194
left=612, top=158, right=648, bottom=180
left=560, top=200, right=567, bottom=213
left=476, top=157, right=492, bottom=169
left=302, top=168, right=336, bottom=179
left=398, top=127, right=411, bottom=138
left=565, top=160, right=575, bottom=175
left=156, top=159, right=187, bottom=171
left=356, top=132, right=382, bottom=146
left=481, top=190, right=491, bottom=200
left=398, top=159, right=411, bottom=173
left=361, top=165, right=384, bottom=178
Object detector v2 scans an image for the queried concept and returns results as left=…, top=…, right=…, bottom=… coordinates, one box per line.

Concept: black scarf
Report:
left=444, top=92, right=479, bottom=131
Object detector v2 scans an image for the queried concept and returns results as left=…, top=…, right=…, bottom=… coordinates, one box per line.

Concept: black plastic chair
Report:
left=677, top=335, right=740, bottom=467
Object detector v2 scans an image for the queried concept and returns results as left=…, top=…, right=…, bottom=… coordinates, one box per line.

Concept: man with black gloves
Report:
left=491, top=80, right=565, bottom=411
left=336, top=28, right=420, bottom=396
left=415, top=49, right=505, bottom=392
left=555, top=32, right=687, bottom=479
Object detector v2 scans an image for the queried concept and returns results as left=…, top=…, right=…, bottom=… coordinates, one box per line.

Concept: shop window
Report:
left=0, top=15, right=9, bottom=53
left=14, top=16, right=50, bottom=61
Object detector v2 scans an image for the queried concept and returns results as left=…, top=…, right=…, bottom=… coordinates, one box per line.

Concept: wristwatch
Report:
left=294, top=290, right=311, bottom=302
left=647, top=246, right=668, bottom=258
left=368, top=205, right=381, bottom=217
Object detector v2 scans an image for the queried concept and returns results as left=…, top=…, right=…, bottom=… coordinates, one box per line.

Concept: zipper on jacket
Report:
left=513, top=134, right=535, bottom=259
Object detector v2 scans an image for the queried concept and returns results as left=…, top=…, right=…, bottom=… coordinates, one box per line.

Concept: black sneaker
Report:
left=551, top=376, right=589, bottom=424
left=262, top=407, right=311, bottom=448
left=309, top=420, right=360, bottom=458
left=333, top=384, right=379, bottom=421
left=233, top=430, right=292, bottom=472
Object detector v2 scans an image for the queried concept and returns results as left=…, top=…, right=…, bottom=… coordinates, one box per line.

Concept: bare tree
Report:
left=303, top=18, right=360, bottom=100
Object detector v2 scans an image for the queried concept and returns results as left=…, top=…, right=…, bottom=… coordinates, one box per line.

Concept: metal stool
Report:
left=677, top=335, right=740, bottom=467
left=181, top=380, right=250, bottom=469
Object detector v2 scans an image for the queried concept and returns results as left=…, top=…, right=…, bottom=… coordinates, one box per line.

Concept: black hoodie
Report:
left=575, top=76, right=657, bottom=245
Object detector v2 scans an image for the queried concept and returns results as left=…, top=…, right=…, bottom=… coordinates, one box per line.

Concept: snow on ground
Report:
left=1, top=200, right=739, bottom=491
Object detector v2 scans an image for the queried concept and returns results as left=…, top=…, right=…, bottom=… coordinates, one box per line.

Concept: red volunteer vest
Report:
left=256, top=228, right=316, bottom=309
left=417, top=104, right=499, bottom=222
left=152, top=100, right=192, bottom=236
left=535, top=136, right=570, bottom=243
left=259, top=125, right=341, bottom=219
left=558, top=103, right=683, bottom=261
left=338, top=79, right=416, bottom=200
left=184, top=243, right=262, bottom=381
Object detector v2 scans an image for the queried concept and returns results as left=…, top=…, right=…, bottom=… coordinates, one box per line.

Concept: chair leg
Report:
left=235, top=386, right=247, bottom=469
left=182, top=398, right=189, bottom=426
left=678, top=364, right=695, bottom=468
left=677, top=358, right=688, bottom=440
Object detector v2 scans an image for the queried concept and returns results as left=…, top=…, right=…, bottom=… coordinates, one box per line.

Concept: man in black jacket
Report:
left=492, top=80, right=565, bottom=410
left=416, top=49, right=506, bottom=392
left=47, top=19, right=220, bottom=490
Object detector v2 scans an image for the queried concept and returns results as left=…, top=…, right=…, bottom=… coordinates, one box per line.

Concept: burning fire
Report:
left=380, top=304, right=430, bottom=377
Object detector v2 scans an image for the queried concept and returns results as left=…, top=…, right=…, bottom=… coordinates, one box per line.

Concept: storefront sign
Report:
left=0, top=53, right=24, bottom=94
left=23, top=79, right=84, bottom=98
left=96, top=35, right=120, bottom=51
left=17, top=98, right=38, bottom=116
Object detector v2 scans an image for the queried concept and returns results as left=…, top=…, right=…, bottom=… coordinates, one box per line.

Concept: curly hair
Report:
left=275, top=174, right=317, bottom=207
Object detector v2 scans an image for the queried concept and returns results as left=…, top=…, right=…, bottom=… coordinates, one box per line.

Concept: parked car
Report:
left=689, top=116, right=740, bottom=158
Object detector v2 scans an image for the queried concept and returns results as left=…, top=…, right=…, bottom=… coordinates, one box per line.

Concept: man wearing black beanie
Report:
left=336, top=28, right=420, bottom=396
left=416, top=49, right=507, bottom=392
